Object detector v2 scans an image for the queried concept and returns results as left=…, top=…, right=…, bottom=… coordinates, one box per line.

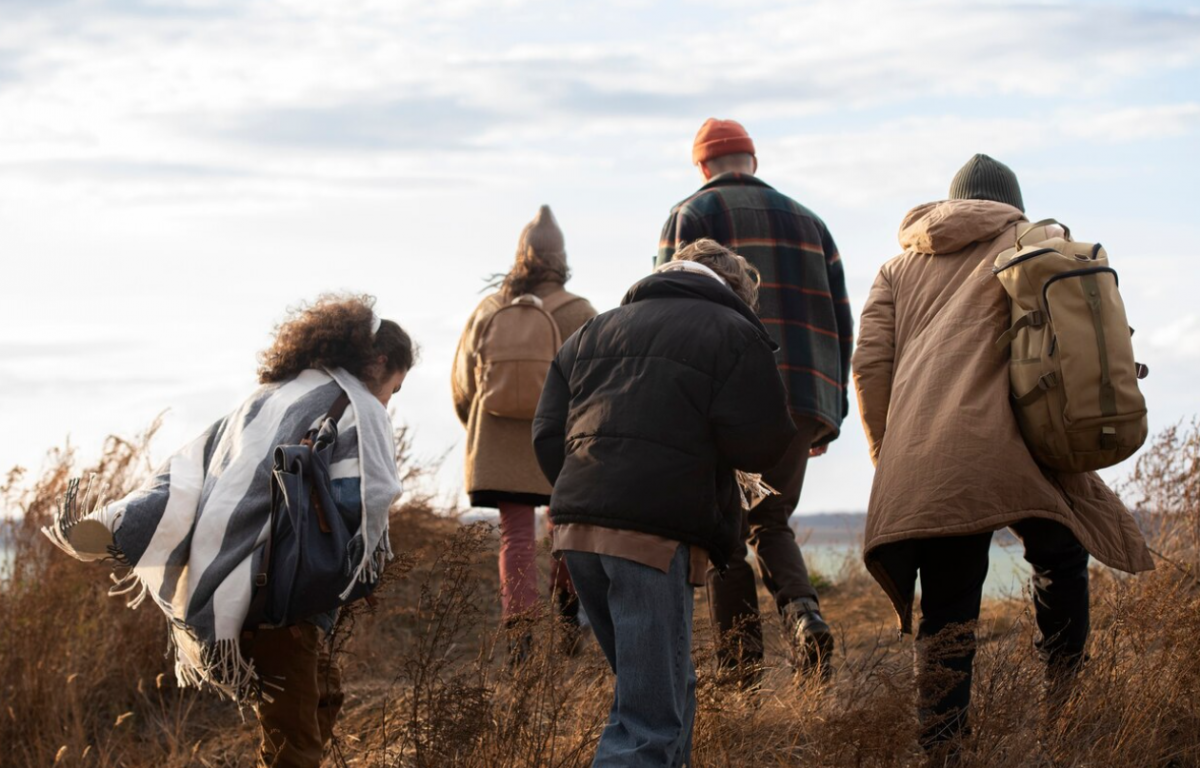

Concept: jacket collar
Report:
left=621, top=271, right=778, bottom=351
left=695, top=171, right=774, bottom=194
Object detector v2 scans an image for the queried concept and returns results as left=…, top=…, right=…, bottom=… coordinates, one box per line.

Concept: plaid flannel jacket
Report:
left=657, top=173, right=852, bottom=442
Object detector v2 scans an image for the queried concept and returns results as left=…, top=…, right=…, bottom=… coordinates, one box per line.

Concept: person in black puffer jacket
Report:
left=533, top=238, right=795, bottom=767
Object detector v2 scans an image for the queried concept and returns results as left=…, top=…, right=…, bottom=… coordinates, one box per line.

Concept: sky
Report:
left=1, top=0, right=1197, bottom=514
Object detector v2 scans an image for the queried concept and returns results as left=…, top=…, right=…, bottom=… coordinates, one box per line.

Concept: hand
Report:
left=809, top=443, right=829, bottom=458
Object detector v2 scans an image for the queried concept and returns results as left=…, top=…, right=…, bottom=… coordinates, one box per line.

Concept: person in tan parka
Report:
left=853, top=154, right=1154, bottom=751
left=452, top=205, right=597, bottom=654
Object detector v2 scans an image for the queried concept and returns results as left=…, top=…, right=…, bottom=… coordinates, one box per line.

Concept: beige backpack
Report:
left=993, top=219, right=1148, bottom=473
left=475, top=291, right=580, bottom=420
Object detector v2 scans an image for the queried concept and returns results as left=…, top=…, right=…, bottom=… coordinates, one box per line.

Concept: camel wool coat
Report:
left=853, top=199, right=1153, bottom=632
left=452, top=282, right=596, bottom=507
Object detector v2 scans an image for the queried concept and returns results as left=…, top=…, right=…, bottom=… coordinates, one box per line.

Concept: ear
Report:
left=750, top=155, right=758, bottom=175
left=699, top=162, right=713, bottom=181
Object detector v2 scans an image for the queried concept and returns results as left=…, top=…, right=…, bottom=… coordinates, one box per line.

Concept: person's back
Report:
left=538, top=266, right=794, bottom=564
left=658, top=167, right=849, bottom=437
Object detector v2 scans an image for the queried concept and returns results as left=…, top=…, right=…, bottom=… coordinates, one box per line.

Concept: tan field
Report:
left=2, top=423, right=1198, bottom=768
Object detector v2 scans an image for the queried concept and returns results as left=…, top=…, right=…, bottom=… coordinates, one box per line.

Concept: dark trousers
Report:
left=243, top=624, right=344, bottom=768
left=706, top=416, right=821, bottom=668
left=916, top=518, right=1090, bottom=748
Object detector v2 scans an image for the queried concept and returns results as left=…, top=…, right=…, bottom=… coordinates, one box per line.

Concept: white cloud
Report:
left=1063, top=103, right=1200, bottom=142
left=1147, top=313, right=1200, bottom=361
left=0, top=0, right=1196, bottom=213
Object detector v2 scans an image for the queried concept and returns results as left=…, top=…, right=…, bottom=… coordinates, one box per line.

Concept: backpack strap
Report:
left=995, top=310, right=1046, bottom=350
left=1016, top=218, right=1070, bottom=247
left=539, top=289, right=583, bottom=316
left=327, top=392, right=350, bottom=424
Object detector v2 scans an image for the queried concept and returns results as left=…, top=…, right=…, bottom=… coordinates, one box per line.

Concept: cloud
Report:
left=1147, top=313, right=1200, bottom=361
left=219, top=98, right=498, bottom=151
left=0, top=0, right=1196, bottom=212
left=1063, top=103, right=1200, bottom=143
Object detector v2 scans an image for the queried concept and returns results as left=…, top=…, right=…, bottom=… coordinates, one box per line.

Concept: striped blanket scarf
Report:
left=44, top=368, right=402, bottom=700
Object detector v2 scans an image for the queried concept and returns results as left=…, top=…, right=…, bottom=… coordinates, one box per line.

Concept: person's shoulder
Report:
left=671, top=184, right=727, bottom=219
left=551, top=292, right=598, bottom=333
left=472, top=291, right=504, bottom=314
left=759, top=183, right=830, bottom=230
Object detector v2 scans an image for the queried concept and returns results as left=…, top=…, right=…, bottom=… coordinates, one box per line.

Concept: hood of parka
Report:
left=622, top=270, right=778, bottom=351
left=898, top=199, right=1026, bottom=256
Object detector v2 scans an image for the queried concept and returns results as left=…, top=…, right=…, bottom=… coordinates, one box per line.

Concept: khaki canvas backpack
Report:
left=993, top=219, right=1148, bottom=473
left=475, top=291, right=580, bottom=420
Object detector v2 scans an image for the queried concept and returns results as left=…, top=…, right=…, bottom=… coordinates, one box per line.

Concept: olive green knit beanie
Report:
left=948, top=153, right=1025, bottom=212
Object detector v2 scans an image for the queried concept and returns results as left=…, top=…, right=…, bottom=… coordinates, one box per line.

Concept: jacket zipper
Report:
left=1041, top=266, right=1119, bottom=321
left=992, top=247, right=1057, bottom=275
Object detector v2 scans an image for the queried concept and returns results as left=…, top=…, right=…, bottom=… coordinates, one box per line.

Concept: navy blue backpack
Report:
left=245, top=392, right=376, bottom=629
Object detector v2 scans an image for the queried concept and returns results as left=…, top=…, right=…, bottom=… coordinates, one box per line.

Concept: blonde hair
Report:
left=672, top=239, right=761, bottom=310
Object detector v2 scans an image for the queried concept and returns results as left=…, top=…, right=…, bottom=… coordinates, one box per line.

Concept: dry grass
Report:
left=2, top=422, right=1199, bottom=767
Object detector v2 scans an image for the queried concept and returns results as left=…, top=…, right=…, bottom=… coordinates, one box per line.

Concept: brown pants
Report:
left=243, top=624, right=344, bottom=768
left=707, top=416, right=821, bottom=668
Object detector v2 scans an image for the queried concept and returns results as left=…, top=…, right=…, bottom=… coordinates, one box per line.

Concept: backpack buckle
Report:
left=255, top=574, right=268, bottom=587
left=1038, top=372, right=1058, bottom=391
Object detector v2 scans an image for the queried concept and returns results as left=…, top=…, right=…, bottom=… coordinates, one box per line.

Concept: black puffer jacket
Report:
left=533, top=270, right=796, bottom=569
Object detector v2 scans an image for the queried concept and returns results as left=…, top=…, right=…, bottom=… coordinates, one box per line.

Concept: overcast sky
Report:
left=1, top=0, right=1197, bottom=514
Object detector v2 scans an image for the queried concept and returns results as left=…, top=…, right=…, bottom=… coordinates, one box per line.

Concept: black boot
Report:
left=783, top=597, right=834, bottom=678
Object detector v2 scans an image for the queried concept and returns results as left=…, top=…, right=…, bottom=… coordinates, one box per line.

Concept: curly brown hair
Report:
left=257, top=294, right=417, bottom=385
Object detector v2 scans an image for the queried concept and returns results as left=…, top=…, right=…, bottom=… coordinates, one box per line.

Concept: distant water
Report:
left=801, top=542, right=1033, bottom=599
left=460, top=509, right=1036, bottom=600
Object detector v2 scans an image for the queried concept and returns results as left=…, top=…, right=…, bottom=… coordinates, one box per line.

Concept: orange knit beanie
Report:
left=692, top=118, right=756, bottom=165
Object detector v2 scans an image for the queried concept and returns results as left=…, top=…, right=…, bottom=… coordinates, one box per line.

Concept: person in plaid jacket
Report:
left=656, top=118, right=853, bottom=679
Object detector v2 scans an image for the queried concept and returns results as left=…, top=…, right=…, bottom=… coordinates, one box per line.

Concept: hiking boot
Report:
left=783, top=598, right=834, bottom=677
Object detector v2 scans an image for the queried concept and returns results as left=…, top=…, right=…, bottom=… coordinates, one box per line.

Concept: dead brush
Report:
left=4, top=421, right=1200, bottom=767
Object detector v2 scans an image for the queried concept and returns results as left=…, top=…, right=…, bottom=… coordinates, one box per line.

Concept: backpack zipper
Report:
left=1041, top=266, right=1119, bottom=321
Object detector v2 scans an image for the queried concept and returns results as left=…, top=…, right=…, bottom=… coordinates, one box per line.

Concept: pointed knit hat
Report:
left=948, top=153, right=1025, bottom=212
left=519, top=205, right=566, bottom=257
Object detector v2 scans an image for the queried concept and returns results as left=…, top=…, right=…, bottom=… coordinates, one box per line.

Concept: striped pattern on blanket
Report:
left=45, top=368, right=402, bottom=700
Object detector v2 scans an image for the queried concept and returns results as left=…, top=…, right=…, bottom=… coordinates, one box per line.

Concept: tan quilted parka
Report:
left=853, top=199, right=1153, bottom=631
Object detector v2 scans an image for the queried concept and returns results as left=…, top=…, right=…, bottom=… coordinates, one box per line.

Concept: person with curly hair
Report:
left=47, top=294, right=416, bottom=768
left=452, top=205, right=597, bottom=659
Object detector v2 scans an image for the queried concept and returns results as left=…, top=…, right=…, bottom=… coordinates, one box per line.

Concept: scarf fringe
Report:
left=735, top=470, right=778, bottom=511
left=338, top=525, right=392, bottom=601
left=41, top=475, right=119, bottom=563
left=172, top=635, right=260, bottom=703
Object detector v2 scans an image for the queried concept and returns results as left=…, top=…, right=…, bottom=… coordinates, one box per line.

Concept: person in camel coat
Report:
left=452, top=205, right=596, bottom=656
left=854, top=154, right=1153, bottom=752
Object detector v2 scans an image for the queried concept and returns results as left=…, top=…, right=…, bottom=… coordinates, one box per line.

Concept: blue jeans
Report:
left=564, top=545, right=696, bottom=768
